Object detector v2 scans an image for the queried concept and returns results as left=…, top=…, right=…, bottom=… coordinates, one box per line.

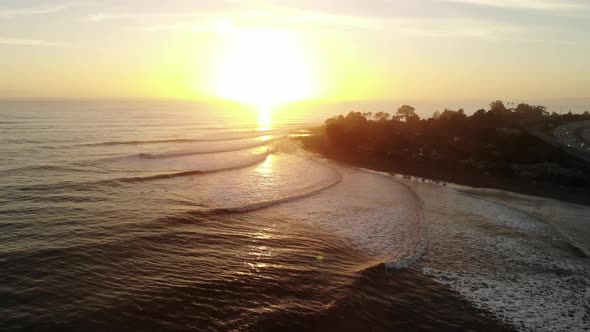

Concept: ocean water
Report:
left=1, top=100, right=589, bottom=331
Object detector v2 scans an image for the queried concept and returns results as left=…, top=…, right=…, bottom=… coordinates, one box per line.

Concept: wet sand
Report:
left=298, top=135, right=590, bottom=206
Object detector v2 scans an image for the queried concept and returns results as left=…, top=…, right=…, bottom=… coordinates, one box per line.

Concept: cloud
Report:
left=441, top=0, right=587, bottom=10
left=88, top=12, right=202, bottom=22
left=0, top=2, right=93, bottom=19
left=84, top=2, right=584, bottom=43
left=144, top=16, right=377, bottom=34
left=138, top=11, right=547, bottom=41
left=382, top=16, right=533, bottom=38
left=383, top=17, right=577, bottom=44
left=90, top=8, right=379, bottom=32
left=144, top=22, right=228, bottom=33
left=0, top=37, right=62, bottom=47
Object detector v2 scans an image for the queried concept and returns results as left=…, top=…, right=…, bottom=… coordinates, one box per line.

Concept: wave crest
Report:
left=81, top=131, right=280, bottom=147
left=135, top=139, right=277, bottom=160
left=117, top=152, right=271, bottom=183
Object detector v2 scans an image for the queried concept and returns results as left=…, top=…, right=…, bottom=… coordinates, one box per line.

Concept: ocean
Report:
left=1, top=100, right=589, bottom=331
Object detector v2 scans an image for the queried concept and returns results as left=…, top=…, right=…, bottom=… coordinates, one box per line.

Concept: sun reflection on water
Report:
left=258, top=107, right=272, bottom=130
left=259, top=134, right=271, bottom=142
left=255, top=154, right=276, bottom=177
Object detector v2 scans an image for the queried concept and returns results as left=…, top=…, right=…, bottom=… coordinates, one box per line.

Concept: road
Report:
left=553, top=120, right=590, bottom=162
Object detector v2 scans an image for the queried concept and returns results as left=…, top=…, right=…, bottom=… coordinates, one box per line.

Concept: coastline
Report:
left=296, top=134, right=590, bottom=207
left=295, top=134, right=589, bottom=331
left=287, top=137, right=519, bottom=331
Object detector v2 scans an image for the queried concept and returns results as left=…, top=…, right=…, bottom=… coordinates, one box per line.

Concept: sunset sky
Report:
left=1, top=0, right=589, bottom=104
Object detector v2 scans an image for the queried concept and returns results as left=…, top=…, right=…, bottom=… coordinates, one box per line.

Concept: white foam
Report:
left=452, top=187, right=590, bottom=257
left=356, top=168, right=428, bottom=270
left=209, top=170, right=343, bottom=213
left=455, top=192, right=557, bottom=237
left=423, top=235, right=590, bottom=332
left=266, top=163, right=427, bottom=271
left=404, top=179, right=590, bottom=332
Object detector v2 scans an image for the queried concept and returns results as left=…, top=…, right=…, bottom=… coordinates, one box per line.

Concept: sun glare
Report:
left=214, top=29, right=314, bottom=109
left=258, top=107, right=272, bottom=130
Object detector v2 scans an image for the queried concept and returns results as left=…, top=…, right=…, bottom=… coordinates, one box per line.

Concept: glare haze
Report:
left=1, top=0, right=589, bottom=103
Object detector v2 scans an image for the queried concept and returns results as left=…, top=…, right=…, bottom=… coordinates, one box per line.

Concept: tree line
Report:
left=323, top=100, right=590, bottom=173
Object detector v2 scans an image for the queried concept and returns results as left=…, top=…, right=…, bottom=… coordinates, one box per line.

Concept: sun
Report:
left=214, top=29, right=314, bottom=109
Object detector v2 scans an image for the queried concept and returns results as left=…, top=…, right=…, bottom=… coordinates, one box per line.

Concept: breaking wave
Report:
left=10, top=151, right=273, bottom=192
left=135, top=139, right=278, bottom=160
left=117, top=152, right=272, bottom=183
left=80, top=131, right=281, bottom=147
left=246, top=163, right=429, bottom=272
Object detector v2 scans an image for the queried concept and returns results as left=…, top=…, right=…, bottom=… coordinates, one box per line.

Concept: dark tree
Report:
left=397, top=105, right=420, bottom=123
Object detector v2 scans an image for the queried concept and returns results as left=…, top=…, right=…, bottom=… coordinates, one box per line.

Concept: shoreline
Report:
left=296, top=135, right=590, bottom=207
left=294, top=133, right=590, bottom=331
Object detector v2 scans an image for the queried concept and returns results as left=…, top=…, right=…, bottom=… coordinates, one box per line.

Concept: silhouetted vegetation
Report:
left=300, top=101, right=590, bottom=204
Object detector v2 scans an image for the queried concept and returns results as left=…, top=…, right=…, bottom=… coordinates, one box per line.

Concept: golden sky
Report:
left=1, top=0, right=589, bottom=104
